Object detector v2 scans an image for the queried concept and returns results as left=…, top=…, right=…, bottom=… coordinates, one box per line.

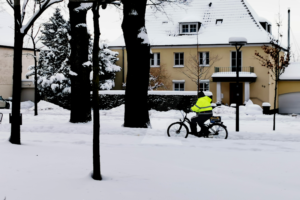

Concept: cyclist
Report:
left=190, top=91, right=213, bottom=136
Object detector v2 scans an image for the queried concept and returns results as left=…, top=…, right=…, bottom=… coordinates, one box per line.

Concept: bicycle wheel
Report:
left=207, top=123, right=228, bottom=139
left=167, top=122, right=189, bottom=138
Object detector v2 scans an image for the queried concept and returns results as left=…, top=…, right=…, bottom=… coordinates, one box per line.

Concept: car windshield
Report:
left=0, top=96, right=3, bottom=101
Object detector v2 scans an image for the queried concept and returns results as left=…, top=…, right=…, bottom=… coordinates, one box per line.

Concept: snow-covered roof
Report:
left=178, top=16, right=201, bottom=23
left=109, top=0, right=271, bottom=47
left=280, top=62, right=300, bottom=80
left=229, top=37, right=248, bottom=44
left=257, top=16, right=271, bottom=24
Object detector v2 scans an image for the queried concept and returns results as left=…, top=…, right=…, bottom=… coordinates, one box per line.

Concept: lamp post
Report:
left=229, top=37, right=247, bottom=132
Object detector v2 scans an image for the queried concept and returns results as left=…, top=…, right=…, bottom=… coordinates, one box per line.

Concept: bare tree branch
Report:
left=6, top=0, right=13, bottom=9
left=182, top=53, right=222, bottom=86
left=21, top=0, right=29, bottom=23
left=21, top=0, right=63, bottom=35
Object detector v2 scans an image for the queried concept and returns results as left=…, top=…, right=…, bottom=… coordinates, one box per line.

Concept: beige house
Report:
left=109, top=0, right=290, bottom=111
left=0, top=46, right=36, bottom=102
left=0, top=10, right=36, bottom=102
left=278, top=62, right=300, bottom=114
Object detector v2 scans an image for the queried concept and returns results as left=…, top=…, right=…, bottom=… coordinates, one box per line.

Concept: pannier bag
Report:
left=210, top=116, right=221, bottom=123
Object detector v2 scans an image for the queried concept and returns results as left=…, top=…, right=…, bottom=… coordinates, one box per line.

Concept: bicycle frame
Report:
left=178, top=110, right=223, bottom=130
left=179, top=111, right=191, bottom=124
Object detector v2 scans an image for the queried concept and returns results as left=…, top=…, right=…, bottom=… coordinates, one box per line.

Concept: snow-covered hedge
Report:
left=99, top=91, right=213, bottom=111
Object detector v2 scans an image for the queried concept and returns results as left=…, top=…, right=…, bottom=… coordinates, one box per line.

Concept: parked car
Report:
left=0, top=96, right=10, bottom=109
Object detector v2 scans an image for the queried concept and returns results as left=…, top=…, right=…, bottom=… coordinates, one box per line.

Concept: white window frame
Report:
left=199, top=80, right=210, bottom=91
left=174, top=52, right=184, bottom=67
left=199, top=52, right=210, bottom=66
left=150, top=53, right=160, bottom=67
left=172, top=80, right=185, bottom=91
left=179, top=23, right=198, bottom=34
left=230, top=51, right=243, bottom=72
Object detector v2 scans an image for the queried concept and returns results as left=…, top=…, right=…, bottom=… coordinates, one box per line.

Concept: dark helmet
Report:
left=198, top=91, right=205, bottom=98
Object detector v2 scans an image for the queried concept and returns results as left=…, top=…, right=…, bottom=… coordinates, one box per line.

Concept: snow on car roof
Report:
left=109, top=0, right=271, bottom=47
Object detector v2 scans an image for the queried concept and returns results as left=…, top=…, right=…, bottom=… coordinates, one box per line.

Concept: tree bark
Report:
left=121, top=0, right=151, bottom=128
left=91, top=3, right=102, bottom=181
left=10, top=2, right=23, bottom=145
left=273, top=80, right=277, bottom=131
left=68, top=2, right=92, bottom=123
left=31, top=36, right=38, bottom=116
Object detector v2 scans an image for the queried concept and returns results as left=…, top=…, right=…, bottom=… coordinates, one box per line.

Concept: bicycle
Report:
left=167, top=110, right=228, bottom=139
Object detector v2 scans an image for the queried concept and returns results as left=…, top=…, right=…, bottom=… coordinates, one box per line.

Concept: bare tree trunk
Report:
left=91, top=2, right=102, bottom=181
left=121, top=0, right=151, bottom=128
left=31, top=36, right=38, bottom=116
left=68, top=2, right=92, bottom=123
left=273, top=80, right=277, bottom=131
left=10, top=2, right=23, bottom=145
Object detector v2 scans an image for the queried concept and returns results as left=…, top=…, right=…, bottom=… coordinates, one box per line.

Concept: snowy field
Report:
left=1, top=101, right=300, bottom=200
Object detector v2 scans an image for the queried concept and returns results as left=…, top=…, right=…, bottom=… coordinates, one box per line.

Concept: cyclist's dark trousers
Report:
left=190, top=111, right=213, bottom=133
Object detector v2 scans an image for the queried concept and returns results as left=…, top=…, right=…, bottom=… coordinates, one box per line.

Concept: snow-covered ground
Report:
left=1, top=101, right=300, bottom=200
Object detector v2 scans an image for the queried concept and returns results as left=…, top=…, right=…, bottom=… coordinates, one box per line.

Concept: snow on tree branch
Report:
left=69, top=70, right=78, bottom=76
left=20, top=0, right=63, bottom=34
left=138, top=27, right=150, bottom=45
left=74, top=3, right=93, bottom=13
left=21, top=0, right=29, bottom=23
left=82, top=61, right=92, bottom=67
left=75, top=23, right=87, bottom=28
left=129, top=9, right=138, bottom=15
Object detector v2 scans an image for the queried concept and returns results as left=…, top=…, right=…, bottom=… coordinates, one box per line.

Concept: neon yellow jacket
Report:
left=191, top=96, right=212, bottom=113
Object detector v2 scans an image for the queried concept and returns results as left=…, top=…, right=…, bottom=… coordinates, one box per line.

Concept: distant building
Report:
left=278, top=62, right=300, bottom=114
left=109, top=0, right=292, bottom=112
left=0, top=10, right=37, bottom=101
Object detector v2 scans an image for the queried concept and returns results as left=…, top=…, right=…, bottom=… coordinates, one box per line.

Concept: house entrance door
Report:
left=230, top=83, right=243, bottom=106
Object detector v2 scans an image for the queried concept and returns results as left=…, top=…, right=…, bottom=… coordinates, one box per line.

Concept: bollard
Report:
left=262, top=102, right=271, bottom=115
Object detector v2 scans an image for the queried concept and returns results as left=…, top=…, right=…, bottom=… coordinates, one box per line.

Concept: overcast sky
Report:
left=1, top=0, right=300, bottom=59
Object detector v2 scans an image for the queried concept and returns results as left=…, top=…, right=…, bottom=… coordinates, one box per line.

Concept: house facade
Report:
left=0, top=10, right=36, bottom=102
left=278, top=62, right=300, bottom=114
left=0, top=46, right=36, bottom=101
left=109, top=0, right=288, bottom=111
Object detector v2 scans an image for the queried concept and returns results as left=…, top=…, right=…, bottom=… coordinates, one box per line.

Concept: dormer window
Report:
left=216, top=19, right=223, bottom=25
left=179, top=23, right=201, bottom=34
left=178, top=16, right=201, bottom=35
left=259, top=17, right=272, bottom=34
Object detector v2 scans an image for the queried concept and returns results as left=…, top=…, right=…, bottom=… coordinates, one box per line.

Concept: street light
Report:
left=229, top=37, right=247, bottom=132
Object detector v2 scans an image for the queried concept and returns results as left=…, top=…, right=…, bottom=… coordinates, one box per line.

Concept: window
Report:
left=231, top=51, right=242, bottom=72
left=174, top=82, right=185, bottom=91
left=182, top=25, right=189, bottom=33
left=199, top=80, right=210, bottom=91
left=216, top=19, right=223, bottom=25
left=150, top=53, right=160, bottom=67
left=199, top=52, right=210, bottom=66
left=190, top=24, right=197, bottom=32
left=174, top=53, right=184, bottom=66
left=180, top=23, right=198, bottom=34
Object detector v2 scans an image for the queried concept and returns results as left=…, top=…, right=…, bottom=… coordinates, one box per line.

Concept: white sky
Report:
left=1, top=0, right=300, bottom=59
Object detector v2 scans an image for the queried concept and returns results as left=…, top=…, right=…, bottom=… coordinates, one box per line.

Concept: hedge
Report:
left=98, top=91, right=213, bottom=111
